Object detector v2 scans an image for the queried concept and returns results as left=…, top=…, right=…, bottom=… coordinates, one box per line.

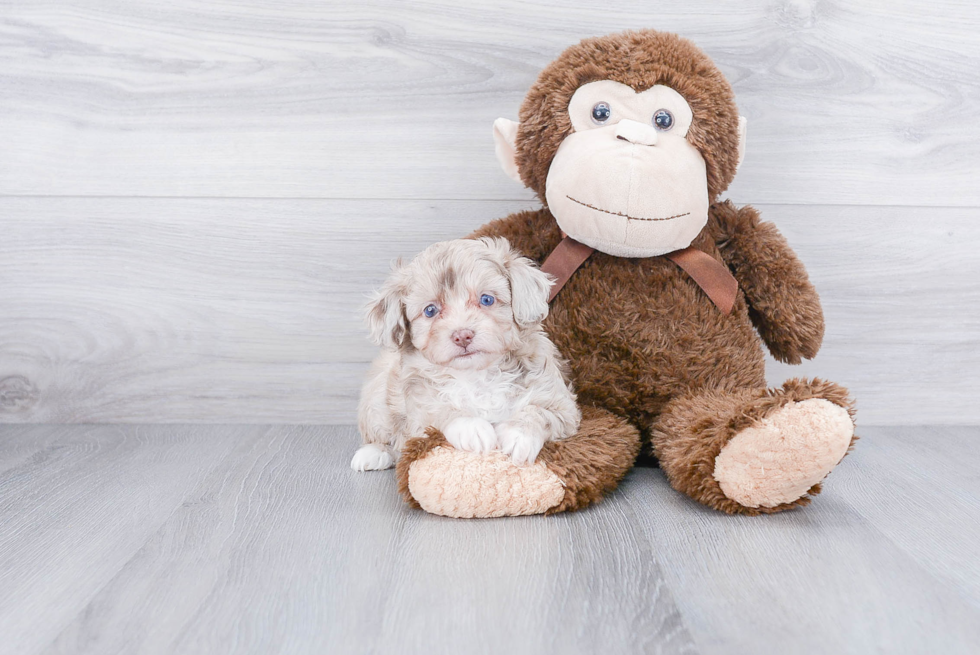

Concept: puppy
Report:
left=351, top=237, right=581, bottom=471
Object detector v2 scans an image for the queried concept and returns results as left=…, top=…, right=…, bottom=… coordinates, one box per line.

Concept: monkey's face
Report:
left=492, top=31, right=747, bottom=259
left=544, top=81, right=708, bottom=258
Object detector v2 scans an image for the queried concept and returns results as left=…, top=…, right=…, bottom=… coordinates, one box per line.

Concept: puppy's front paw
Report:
left=496, top=424, right=544, bottom=466
left=443, top=417, right=497, bottom=454
left=350, top=443, right=395, bottom=471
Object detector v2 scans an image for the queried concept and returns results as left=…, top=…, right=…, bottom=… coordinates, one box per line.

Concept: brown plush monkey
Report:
left=396, top=30, right=856, bottom=517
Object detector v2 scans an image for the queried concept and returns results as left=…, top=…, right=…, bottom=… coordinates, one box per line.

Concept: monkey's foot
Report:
left=396, top=407, right=641, bottom=518
left=713, top=398, right=854, bottom=508
left=405, top=445, right=565, bottom=518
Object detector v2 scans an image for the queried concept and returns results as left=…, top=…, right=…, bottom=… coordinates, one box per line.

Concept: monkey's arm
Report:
left=709, top=200, right=824, bottom=364
left=468, top=208, right=562, bottom=265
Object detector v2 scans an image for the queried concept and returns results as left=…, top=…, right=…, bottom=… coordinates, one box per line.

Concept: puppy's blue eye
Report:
left=480, top=294, right=495, bottom=307
left=423, top=304, right=438, bottom=318
left=653, top=109, right=674, bottom=131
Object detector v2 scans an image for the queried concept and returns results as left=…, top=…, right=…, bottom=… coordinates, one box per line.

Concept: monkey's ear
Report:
left=365, top=265, right=409, bottom=350
left=493, top=118, right=523, bottom=184
left=736, top=116, right=747, bottom=170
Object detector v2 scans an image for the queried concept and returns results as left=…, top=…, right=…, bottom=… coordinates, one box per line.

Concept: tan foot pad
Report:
left=713, top=398, right=854, bottom=508
left=407, top=446, right=565, bottom=518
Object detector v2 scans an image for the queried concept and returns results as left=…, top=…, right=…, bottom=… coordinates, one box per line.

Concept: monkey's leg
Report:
left=650, top=379, right=856, bottom=515
left=396, top=406, right=640, bottom=518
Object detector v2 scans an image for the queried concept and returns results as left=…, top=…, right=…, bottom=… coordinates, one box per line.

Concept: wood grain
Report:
left=0, top=196, right=529, bottom=423
left=0, top=424, right=244, bottom=655
left=2, top=4, right=976, bottom=650
left=1, top=1, right=979, bottom=205
left=368, top=490, right=694, bottom=655
left=0, top=425, right=696, bottom=655
left=831, top=426, right=980, bottom=609
left=764, top=204, right=980, bottom=424
left=622, top=425, right=980, bottom=655
left=1, top=424, right=978, bottom=654
left=1, top=198, right=977, bottom=425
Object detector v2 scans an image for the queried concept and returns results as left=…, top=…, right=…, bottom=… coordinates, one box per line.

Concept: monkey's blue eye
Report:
left=423, top=304, right=438, bottom=318
left=591, top=102, right=611, bottom=124
left=653, top=109, right=674, bottom=130
left=480, top=294, right=495, bottom=307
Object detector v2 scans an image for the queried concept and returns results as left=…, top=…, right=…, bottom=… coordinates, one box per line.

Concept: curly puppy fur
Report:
left=357, top=238, right=581, bottom=468
left=398, top=30, right=854, bottom=515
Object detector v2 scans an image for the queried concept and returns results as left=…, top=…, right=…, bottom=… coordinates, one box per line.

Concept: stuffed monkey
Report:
left=396, top=30, right=856, bottom=518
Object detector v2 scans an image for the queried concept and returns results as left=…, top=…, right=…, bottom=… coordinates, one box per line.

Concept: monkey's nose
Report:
left=615, top=119, right=659, bottom=146
left=451, top=329, right=475, bottom=348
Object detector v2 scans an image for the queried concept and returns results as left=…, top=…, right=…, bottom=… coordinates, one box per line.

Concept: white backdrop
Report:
left=1, top=1, right=978, bottom=424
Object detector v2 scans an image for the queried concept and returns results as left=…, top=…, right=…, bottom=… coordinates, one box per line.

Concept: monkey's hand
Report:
left=709, top=200, right=825, bottom=364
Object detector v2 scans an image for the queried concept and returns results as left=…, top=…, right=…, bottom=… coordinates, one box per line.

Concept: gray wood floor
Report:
left=1, top=425, right=978, bottom=655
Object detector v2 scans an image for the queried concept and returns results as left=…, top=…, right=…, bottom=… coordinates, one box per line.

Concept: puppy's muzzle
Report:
left=451, top=329, right=475, bottom=348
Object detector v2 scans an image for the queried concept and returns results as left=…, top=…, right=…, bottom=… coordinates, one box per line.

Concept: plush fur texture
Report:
left=713, top=398, right=854, bottom=508
left=543, top=80, right=713, bottom=257
left=651, top=378, right=857, bottom=514
left=401, top=432, right=567, bottom=518
left=536, top=405, right=643, bottom=513
left=355, top=238, right=581, bottom=470
left=397, top=406, right=641, bottom=516
left=398, top=30, right=856, bottom=516
left=708, top=200, right=825, bottom=364
left=515, top=31, right=741, bottom=206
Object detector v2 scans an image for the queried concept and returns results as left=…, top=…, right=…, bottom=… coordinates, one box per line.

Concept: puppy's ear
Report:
left=481, top=237, right=553, bottom=327
left=365, top=263, right=410, bottom=350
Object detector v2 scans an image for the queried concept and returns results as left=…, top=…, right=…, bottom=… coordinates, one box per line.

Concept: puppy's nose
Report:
left=451, top=329, right=474, bottom=348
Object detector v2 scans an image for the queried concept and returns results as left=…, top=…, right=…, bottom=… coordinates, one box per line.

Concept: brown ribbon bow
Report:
left=540, top=236, right=738, bottom=315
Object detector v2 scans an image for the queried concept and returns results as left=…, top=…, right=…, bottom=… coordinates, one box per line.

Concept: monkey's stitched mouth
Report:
left=566, top=196, right=690, bottom=222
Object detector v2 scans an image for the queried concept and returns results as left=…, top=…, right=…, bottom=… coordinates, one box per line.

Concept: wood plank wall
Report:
left=1, top=1, right=978, bottom=424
